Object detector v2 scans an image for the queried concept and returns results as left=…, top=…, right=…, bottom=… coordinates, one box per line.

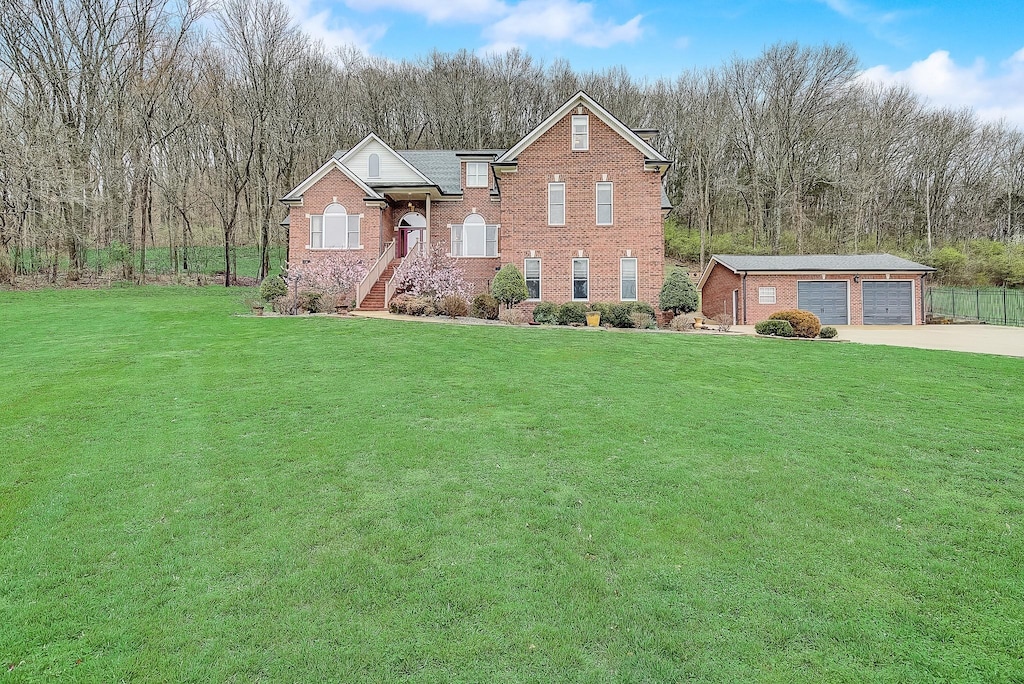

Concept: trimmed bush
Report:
left=600, top=301, right=658, bottom=328
left=299, top=291, right=324, bottom=313
left=259, top=274, right=288, bottom=302
left=499, top=308, right=526, bottom=325
left=556, top=302, right=588, bottom=325
left=755, top=319, right=794, bottom=337
left=532, top=302, right=558, bottom=324
left=406, top=296, right=436, bottom=317
left=439, top=294, right=469, bottom=318
left=819, top=326, right=838, bottom=339
left=768, top=309, right=821, bottom=338
left=389, top=293, right=414, bottom=314
left=659, top=268, right=699, bottom=314
left=491, top=264, right=529, bottom=310
left=629, top=312, right=656, bottom=329
left=471, top=292, right=499, bottom=320
left=670, top=314, right=694, bottom=331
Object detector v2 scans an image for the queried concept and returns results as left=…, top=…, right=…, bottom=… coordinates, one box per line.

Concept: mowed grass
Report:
left=1, top=288, right=1022, bottom=682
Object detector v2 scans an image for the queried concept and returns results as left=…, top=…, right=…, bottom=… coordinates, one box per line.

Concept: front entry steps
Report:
left=357, top=258, right=401, bottom=311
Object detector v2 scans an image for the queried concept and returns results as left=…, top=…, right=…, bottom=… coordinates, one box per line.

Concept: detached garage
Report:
left=698, top=254, right=935, bottom=326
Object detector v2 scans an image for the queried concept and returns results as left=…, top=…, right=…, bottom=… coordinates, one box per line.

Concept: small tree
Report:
left=394, top=243, right=473, bottom=303
left=491, top=264, right=528, bottom=310
left=659, top=267, right=699, bottom=314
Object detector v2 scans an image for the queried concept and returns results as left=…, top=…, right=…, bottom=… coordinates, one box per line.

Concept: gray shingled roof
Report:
left=394, top=150, right=465, bottom=194
left=713, top=254, right=934, bottom=272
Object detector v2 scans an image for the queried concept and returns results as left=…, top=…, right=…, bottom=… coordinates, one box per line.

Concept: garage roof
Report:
left=700, top=253, right=934, bottom=289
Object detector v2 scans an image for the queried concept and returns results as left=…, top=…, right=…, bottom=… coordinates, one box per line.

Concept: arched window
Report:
left=399, top=212, right=426, bottom=228
left=310, top=203, right=360, bottom=250
left=451, top=213, right=497, bottom=257
left=368, top=153, right=380, bottom=179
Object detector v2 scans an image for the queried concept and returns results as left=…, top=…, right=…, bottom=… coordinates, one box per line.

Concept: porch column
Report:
left=425, top=194, right=431, bottom=251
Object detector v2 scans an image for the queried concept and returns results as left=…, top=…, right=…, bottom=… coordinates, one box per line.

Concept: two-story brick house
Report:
left=280, top=91, right=671, bottom=311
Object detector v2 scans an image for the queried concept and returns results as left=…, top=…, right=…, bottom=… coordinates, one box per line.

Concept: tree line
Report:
left=1, top=0, right=1022, bottom=287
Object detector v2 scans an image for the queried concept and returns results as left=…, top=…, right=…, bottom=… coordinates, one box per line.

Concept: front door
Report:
left=397, top=212, right=427, bottom=257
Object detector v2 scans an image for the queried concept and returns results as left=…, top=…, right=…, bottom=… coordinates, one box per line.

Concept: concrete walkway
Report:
left=734, top=324, right=1024, bottom=358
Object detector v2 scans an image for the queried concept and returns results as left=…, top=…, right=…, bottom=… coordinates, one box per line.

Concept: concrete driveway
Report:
left=733, top=324, right=1024, bottom=358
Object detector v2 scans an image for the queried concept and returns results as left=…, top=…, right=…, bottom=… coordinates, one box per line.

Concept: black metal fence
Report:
left=925, top=287, right=1024, bottom=327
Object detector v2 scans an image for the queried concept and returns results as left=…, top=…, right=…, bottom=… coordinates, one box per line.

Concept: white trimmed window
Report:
left=525, top=258, right=541, bottom=300
left=597, top=182, right=613, bottom=225
left=451, top=213, right=497, bottom=257
left=466, top=162, right=488, bottom=188
left=620, top=258, right=637, bottom=301
left=572, top=115, right=589, bottom=151
left=548, top=182, right=565, bottom=226
left=311, top=203, right=360, bottom=249
left=572, top=258, right=589, bottom=301
left=368, top=153, right=380, bottom=179
left=759, top=286, right=777, bottom=304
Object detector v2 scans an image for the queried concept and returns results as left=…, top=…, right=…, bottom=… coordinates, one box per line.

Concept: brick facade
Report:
left=701, top=262, right=928, bottom=325
left=284, top=95, right=667, bottom=309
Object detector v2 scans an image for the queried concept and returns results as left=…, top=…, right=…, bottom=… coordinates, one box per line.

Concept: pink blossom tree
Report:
left=285, top=253, right=370, bottom=311
left=394, top=243, right=473, bottom=303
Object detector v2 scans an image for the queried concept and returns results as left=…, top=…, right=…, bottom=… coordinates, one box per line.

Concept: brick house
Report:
left=699, top=254, right=935, bottom=326
left=280, top=92, right=671, bottom=310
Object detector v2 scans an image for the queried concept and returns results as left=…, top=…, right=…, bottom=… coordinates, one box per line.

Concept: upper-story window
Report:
left=310, top=203, right=360, bottom=250
left=596, top=182, right=613, bottom=225
left=466, top=162, right=489, bottom=188
left=451, top=213, right=497, bottom=257
left=548, top=182, right=565, bottom=226
left=368, top=153, right=380, bottom=179
left=572, top=115, right=589, bottom=151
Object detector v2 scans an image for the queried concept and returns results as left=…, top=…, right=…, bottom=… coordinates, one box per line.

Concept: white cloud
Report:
left=674, top=35, right=691, bottom=50
left=284, top=0, right=386, bottom=52
left=481, top=0, right=642, bottom=52
left=344, top=0, right=507, bottom=24
left=860, top=48, right=1024, bottom=126
left=816, top=0, right=909, bottom=45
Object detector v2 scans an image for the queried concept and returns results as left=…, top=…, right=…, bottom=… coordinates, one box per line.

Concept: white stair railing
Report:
left=355, top=240, right=395, bottom=308
left=385, top=242, right=422, bottom=309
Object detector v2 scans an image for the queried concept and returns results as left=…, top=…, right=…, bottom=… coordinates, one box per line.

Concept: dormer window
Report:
left=368, top=153, right=380, bottom=179
left=466, top=162, right=488, bottom=188
left=572, top=115, right=589, bottom=151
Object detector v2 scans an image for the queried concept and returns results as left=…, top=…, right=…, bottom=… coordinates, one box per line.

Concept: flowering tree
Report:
left=286, top=253, right=369, bottom=310
left=394, top=243, right=473, bottom=302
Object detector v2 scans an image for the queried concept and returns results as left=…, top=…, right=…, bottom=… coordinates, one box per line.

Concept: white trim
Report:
left=548, top=182, right=565, bottom=226
left=619, top=257, right=638, bottom=301
left=466, top=161, right=489, bottom=188
left=796, top=279, right=851, bottom=325
left=758, top=286, right=776, bottom=304
left=496, top=91, right=669, bottom=164
left=596, top=181, right=613, bottom=225
left=368, top=153, right=380, bottom=179
left=572, top=115, right=589, bottom=151
left=572, top=257, right=589, bottom=301
left=339, top=133, right=434, bottom=186
left=525, top=257, right=542, bottom=301
left=282, top=158, right=382, bottom=202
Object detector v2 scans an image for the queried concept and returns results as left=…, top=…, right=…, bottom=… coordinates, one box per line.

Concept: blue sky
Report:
left=287, top=0, right=1024, bottom=124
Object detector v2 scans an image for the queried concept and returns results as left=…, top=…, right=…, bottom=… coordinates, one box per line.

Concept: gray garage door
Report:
left=862, top=280, right=913, bottom=325
left=797, top=281, right=849, bottom=325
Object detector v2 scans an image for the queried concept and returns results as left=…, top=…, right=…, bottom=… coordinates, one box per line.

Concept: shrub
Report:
left=259, top=274, right=288, bottom=302
left=755, top=319, right=794, bottom=337
left=819, top=326, right=838, bottom=339
left=670, top=314, right=694, bottom=331
left=491, top=264, right=529, bottom=310
left=659, top=267, right=699, bottom=314
left=439, top=294, right=469, bottom=318
left=632, top=302, right=656, bottom=317
left=532, top=301, right=558, bottom=324
left=394, top=243, right=473, bottom=301
left=471, top=292, right=499, bottom=319
left=499, top=308, right=526, bottom=325
left=711, top=312, right=732, bottom=332
left=389, top=293, right=414, bottom=314
left=299, top=291, right=324, bottom=313
left=272, top=295, right=300, bottom=315
left=629, top=312, right=656, bottom=329
left=768, top=309, right=821, bottom=338
left=556, top=302, right=588, bottom=325
left=406, top=296, right=436, bottom=317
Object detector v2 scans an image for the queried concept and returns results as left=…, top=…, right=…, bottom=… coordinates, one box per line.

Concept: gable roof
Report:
left=338, top=133, right=434, bottom=187
left=394, top=150, right=465, bottom=195
left=496, top=91, right=669, bottom=165
left=281, top=157, right=382, bottom=203
left=699, top=253, right=934, bottom=288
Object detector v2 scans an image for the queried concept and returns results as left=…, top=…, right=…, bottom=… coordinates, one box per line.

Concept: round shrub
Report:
left=299, top=291, right=323, bottom=313
left=439, top=294, right=469, bottom=318
left=491, top=264, right=528, bottom=310
left=532, top=301, right=558, bottom=324
left=390, top=293, right=414, bottom=314
left=755, top=319, right=794, bottom=337
left=670, top=314, right=694, bottom=331
left=259, top=274, right=288, bottom=302
left=819, top=326, right=838, bottom=339
left=471, top=292, right=499, bottom=319
left=768, top=309, right=821, bottom=338
left=659, top=267, right=699, bottom=314
left=556, top=302, right=588, bottom=325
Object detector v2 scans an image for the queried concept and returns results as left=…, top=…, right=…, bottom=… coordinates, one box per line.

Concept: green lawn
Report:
left=2, top=287, right=1022, bottom=682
